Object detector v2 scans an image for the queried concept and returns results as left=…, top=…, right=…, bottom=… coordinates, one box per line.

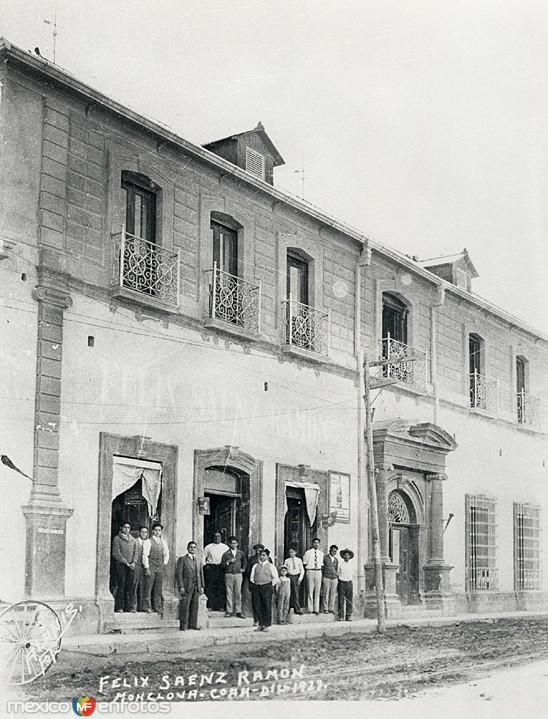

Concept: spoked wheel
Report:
left=0, top=600, right=62, bottom=685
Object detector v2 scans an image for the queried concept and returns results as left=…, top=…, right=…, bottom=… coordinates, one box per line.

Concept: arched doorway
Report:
left=388, top=489, right=419, bottom=605
left=193, top=447, right=263, bottom=559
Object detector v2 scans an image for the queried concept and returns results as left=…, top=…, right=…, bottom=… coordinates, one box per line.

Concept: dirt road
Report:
left=13, top=616, right=548, bottom=703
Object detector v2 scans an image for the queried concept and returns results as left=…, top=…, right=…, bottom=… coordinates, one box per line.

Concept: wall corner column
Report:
left=22, top=271, right=74, bottom=598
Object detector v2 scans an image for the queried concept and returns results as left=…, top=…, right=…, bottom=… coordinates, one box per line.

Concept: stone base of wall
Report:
left=454, top=591, right=548, bottom=614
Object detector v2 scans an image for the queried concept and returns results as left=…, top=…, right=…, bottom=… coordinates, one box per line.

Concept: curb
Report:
left=62, top=610, right=548, bottom=657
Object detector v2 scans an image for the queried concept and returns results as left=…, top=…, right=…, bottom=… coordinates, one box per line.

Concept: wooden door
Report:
left=391, top=526, right=410, bottom=605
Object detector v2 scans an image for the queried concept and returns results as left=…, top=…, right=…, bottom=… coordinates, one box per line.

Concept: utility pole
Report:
left=363, top=351, right=386, bottom=633
left=363, top=350, right=420, bottom=633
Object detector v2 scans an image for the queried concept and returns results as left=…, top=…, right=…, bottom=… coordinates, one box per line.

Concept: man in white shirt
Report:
left=337, top=548, right=354, bottom=621
left=283, top=547, right=304, bottom=615
left=203, top=531, right=229, bottom=611
left=142, top=523, right=170, bottom=613
left=249, top=548, right=279, bottom=631
left=302, top=537, right=324, bottom=614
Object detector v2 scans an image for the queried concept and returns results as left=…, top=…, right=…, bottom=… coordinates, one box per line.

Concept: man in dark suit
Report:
left=176, top=541, right=205, bottom=630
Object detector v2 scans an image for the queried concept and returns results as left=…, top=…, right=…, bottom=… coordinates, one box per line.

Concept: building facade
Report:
left=1, top=38, right=547, bottom=633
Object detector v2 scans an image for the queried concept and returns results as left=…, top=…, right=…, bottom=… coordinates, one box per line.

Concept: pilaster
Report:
left=23, top=269, right=73, bottom=597
left=423, top=472, right=454, bottom=614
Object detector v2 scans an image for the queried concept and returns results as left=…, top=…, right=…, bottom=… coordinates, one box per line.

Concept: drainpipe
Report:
left=355, top=240, right=371, bottom=593
left=431, top=283, right=446, bottom=426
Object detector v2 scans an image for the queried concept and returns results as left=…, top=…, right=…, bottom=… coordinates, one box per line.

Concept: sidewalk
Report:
left=62, top=609, right=548, bottom=656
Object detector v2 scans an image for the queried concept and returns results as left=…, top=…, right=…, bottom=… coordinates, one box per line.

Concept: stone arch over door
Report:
left=193, top=446, right=263, bottom=556
left=367, top=419, right=458, bottom=614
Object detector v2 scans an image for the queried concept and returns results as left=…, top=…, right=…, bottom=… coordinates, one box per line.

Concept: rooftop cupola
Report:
left=419, top=248, right=479, bottom=292
left=202, top=122, right=284, bottom=185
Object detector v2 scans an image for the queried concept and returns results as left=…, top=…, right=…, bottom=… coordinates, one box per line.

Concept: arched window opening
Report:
left=121, top=171, right=157, bottom=244
left=382, top=293, right=408, bottom=345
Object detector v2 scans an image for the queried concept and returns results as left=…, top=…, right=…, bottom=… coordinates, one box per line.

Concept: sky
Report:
left=2, top=0, right=547, bottom=333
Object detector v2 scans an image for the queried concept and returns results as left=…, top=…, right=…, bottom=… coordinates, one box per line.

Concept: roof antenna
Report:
left=294, top=164, right=305, bottom=199
left=43, top=11, right=58, bottom=64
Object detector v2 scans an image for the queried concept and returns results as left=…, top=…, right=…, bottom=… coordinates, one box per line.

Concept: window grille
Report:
left=245, top=147, right=265, bottom=179
left=388, top=491, right=410, bottom=524
left=465, top=494, right=497, bottom=591
left=514, top=503, right=541, bottom=590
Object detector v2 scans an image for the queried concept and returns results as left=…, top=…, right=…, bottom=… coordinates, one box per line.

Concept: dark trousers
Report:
left=254, top=583, right=273, bottom=627
left=251, top=580, right=259, bottom=622
left=131, top=564, right=145, bottom=611
left=288, top=574, right=301, bottom=613
left=113, top=562, right=134, bottom=611
left=204, top=564, right=225, bottom=610
left=179, top=584, right=200, bottom=629
left=338, top=580, right=353, bottom=619
left=144, top=563, right=164, bottom=613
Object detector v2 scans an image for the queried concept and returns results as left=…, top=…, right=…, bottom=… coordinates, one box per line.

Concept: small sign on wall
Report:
left=329, top=471, right=350, bottom=523
left=198, top=496, right=210, bottom=515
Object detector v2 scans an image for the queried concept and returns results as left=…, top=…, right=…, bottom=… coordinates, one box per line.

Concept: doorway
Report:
left=284, top=486, right=317, bottom=559
left=284, top=486, right=317, bottom=607
left=388, top=489, right=420, bottom=605
left=204, top=494, right=237, bottom=546
left=202, top=467, right=249, bottom=556
left=110, top=476, right=162, bottom=593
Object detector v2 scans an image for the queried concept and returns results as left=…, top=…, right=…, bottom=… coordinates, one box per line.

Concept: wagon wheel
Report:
left=0, top=600, right=62, bottom=685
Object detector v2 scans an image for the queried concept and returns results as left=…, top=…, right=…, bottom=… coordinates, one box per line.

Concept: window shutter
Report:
left=245, top=147, right=265, bottom=179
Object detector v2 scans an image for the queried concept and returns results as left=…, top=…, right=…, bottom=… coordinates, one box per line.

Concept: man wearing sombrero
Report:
left=337, top=548, right=354, bottom=621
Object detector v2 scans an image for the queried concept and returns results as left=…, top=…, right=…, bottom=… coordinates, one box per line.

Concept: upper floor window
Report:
left=121, top=171, right=157, bottom=244
left=287, top=251, right=310, bottom=306
left=468, top=333, right=494, bottom=410
left=283, top=249, right=328, bottom=355
left=245, top=147, right=265, bottom=180
left=469, top=333, right=483, bottom=377
left=211, top=220, right=238, bottom=277
left=382, top=293, right=408, bottom=345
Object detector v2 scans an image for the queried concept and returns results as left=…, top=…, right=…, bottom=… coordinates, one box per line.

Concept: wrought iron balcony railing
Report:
left=118, top=228, right=180, bottom=307
left=469, top=372, right=498, bottom=412
left=205, top=263, right=261, bottom=333
left=283, top=297, right=330, bottom=356
left=380, top=335, right=427, bottom=389
left=517, top=391, right=541, bottom=428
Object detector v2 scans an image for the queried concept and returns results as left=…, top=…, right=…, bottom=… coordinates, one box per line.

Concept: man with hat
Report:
left=337, top=548, right=354, bottom=621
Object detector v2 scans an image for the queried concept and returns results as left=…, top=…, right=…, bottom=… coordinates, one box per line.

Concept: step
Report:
left=112, top=612, right=179, bottom=633
left=207, top=611, right=254, bottom=629
left=287, top=611, right=336, bottom=625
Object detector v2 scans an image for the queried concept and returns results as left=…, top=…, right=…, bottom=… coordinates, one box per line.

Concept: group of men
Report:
left=112, top=524, right=354, bottom=633
left=200, top=533, right=355, bottom=630
left=111, top=522, right=169, bottom=614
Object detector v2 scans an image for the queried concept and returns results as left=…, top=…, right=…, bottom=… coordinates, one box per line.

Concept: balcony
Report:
left=469, top=372, right=498, bottom=413
left=380, top=336, right=427, bottom=390
left=282, top=297, right=330, bottom=358
left=115, top=229, right=180, bottom=308
left=204, top=263, right=261, bottom=336
left=517, top=391, right=541, bottom=428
